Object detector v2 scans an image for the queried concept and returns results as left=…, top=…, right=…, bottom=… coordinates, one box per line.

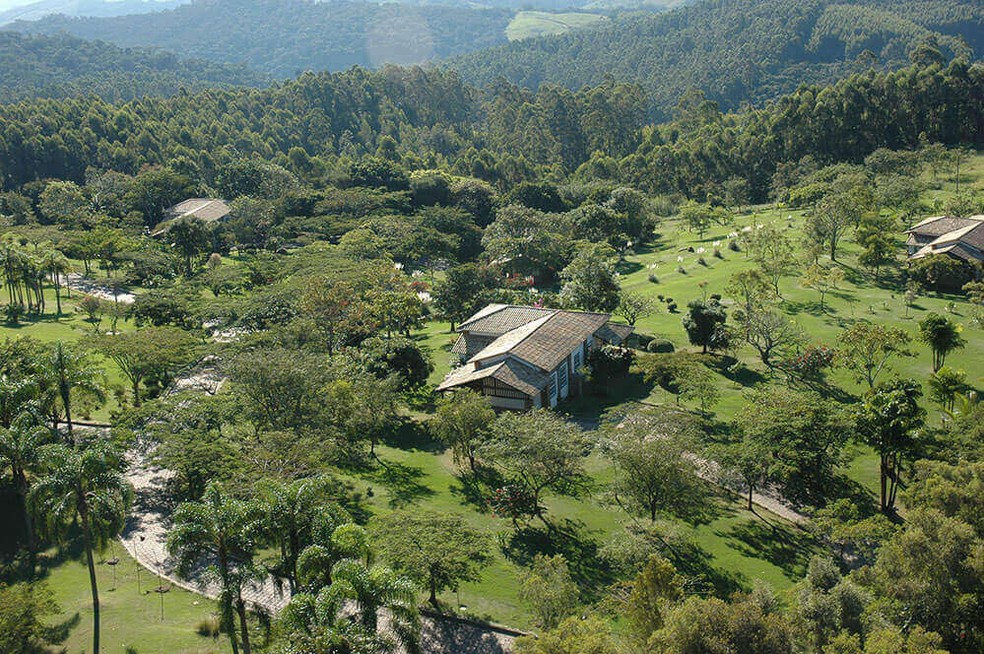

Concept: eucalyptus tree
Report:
left=167, top=482, right=265, bottom=654
left=430, top=389, right=495, bottom=473
left=31, top=439, right=130, bottom=654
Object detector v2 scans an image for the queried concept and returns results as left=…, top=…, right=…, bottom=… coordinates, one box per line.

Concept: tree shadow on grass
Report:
left=665, top=538, right=747, bottom=598
left=704, top=355, right=766, bottom=388
left=449, top=465, right=505, bottom=511
left=783, top=300, right=828, bottom=317
left=501, top=520, right=613, bottom=600
left=616, top=260, right=644, bottom=276
left=559, top=371, right=655, bottom=426
left=366, top=461, right=435, bottom=509
left=381, top=418, right=446, bottom=454
left=720, top=514, right=818, bottom=581
left=43, top=611, right=80, bottom=646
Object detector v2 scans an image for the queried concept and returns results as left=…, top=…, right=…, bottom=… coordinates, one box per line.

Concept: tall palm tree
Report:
left=0, top=412, right=54, bottom=573
left=260, top=477, right=336, bottom=594
left=44, top=248, right=70, bottom=316
left=31, top=439, right=130, bottom=654
left=45, top=342, right=105, bottom=442
left=168, top=482, right=265, bottom=654
left=276, top=589, right=389, bottom=654
left=323, top=559, right=420, bottom=654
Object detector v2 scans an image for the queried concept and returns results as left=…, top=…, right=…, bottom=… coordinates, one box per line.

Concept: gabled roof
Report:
left=437, top=358, right=546, bottom=397
left=457, top=304, right=556, bottom=335
left=908, top=216, right=984, bottom=263
left=168, top=198, right=231, bottom=223
left=508, top=311, right=610, bottom=372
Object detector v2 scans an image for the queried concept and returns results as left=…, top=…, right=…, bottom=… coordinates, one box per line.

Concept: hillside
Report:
left=451, top=0, right=984, bottom=117
left=10, top=0, right=514, bottom=76
left=0, top=0, right=184, bottom=26
left=0, top=31, right=268, bottom=101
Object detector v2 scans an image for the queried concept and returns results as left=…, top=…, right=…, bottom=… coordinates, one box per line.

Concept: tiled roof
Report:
left=908, top=216, right=984, bottom=263
left=509, top=311, right=610, bottom=372
left=457, top=304, right=556, bottom=336
left=451, top=333, right=496, bottom=359
left=169, top=198, right=232, bottom=223
left=597, top=322, right=633, bottom=344
left=906, top=215, right=983, bottom=237
left=471, top=315, right=553, bottom=364
left=437, top=359, right=546, bottom=397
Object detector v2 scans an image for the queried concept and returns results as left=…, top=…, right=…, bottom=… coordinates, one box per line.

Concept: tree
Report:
left=743, top=310, right=804, bottom=367
left=356, top=336, right=432, bottom=391
left=515, top=615, right=619, bottom=654
left=625, top=555, right=684, bottom=641
left=480, top=410, right=589, bottom=529
left=615, top=290, right=655, bottom=326
left=869, top=509, right=984, bottom=652
left=432, top=263, right=497, bottom=330
left=0, top=582, right=59, bottom=654
left=918, top=312, right=965, bottom=372
left=746, top=224, right=796, bottom=296
left=258, top=477, right=344, bottom=594
left=736, top=386, right=848, bottom=504
left=720, top=437, right=771, bottom=510
left=371, top=510, right=493, bottom=607
left=92, top=327, right=197, bottom=406
left=838, top=322, right=913, bottom=389
left=927, top=367, right=968, bottom=413
left=856, top=214, right=897, bottom=281
left=650, top=593, right=793, bottom=653
left=601, top=408, right=703, bottom=521
left=300, top=279, right=375, bottom=355
left=906, top=460, right=984, bottom=538
left=559, top=243, right=621, bottom=313
left=908, top=254, right=975, bottom=293
left=167, top=482, right=265, bottom=654
left=32, top=440, right=129, bottom=654
left=0, top=414, right=53, bottom=572
left=727, top=268, right=776, bottom=337
left=44, top=342, right=106, bottom=441
left=678, top=202, right=727, bottom=239
left=318, top=559, right=420, bottom=652
left=676, top=363, right=720, bottom=415
left=681, top=298, right=728, bottom=354
left=519, top=554, right=579, bottom=630
left=167, top=217, right=212, bottom=276
left=811, top=185, right=866, bottom=261
left=802, top=264, right=844, bottom=312
left=275, top=588, right=391, bottom=654
left=431, top=389, right=495, bottom=473
left=855, top=379, right=926, bottom=513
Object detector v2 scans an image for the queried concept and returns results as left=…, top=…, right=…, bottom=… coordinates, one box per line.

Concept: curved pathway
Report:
left=118, top=448, right=517, bottom=653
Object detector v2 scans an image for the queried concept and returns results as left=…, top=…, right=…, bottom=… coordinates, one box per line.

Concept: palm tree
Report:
left=0, top=412, right=54, bottom=573
left=259, top=477, right=348, bottom=594
left=323, top=559, right=420, bottom=653
left=44, top=248, right=70, bottom=316
left=45, top=342, right=106, bottom=442
left=167, top=482, right=265, bottom=654
left=276, top=590, right=390, bottom=654
left=31, top=440, right=130, bottom=654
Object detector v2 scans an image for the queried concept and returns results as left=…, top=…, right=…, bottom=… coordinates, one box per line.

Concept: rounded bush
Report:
left=647, top=338, right=676, bottom=353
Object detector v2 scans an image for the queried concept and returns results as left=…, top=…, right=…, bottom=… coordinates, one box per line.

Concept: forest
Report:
left=452, top=0, right=984, bottom=117
left=0, top=1, right=983, bottom=653
left=9, top=0, right=516, bottom=76
left=0, top=32, right=270, bottom=102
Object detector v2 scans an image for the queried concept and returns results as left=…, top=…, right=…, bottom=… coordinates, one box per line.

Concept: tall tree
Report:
left=167, top=483, right=265, bottom=654
left=31, top=440, right=130, bottom=654
left=559, top=243, right=621, bottom=313
left=0, top=413, right=53, bottom=572
left=681, top=298, right=728, bottom=354
left=44, top=342, right=106, bottom=442
left=855, top=379, right=926, bottom=513
left=918, top=313, right=966, bottom=372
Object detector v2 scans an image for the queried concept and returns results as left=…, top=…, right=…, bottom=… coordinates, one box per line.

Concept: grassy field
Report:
left=505, top=11, right=607, bottom=41
left=41, top=545, right=227, bottom=654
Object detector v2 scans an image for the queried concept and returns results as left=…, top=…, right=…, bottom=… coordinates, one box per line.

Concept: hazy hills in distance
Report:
left=0, top=0, right=185, bottom=25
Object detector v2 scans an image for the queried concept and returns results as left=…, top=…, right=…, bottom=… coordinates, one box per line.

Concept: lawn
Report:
left=505, top=11, right=607, bottom=41
left=41, top=545, right=228, bottom=654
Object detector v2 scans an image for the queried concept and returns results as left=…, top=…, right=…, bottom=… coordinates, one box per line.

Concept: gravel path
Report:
left=65, top=273, right=137, bottom=304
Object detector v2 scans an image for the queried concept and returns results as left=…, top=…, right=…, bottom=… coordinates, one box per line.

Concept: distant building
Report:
left=437, top=304, right=632, bottom=410
left=152, top=198, right=231, bottom=235
left=905, top=214, right=984, bottom=264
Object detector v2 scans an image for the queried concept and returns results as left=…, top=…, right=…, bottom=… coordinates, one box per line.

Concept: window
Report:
left=558, top=360, right=569, bottom=397
left=572, top=348, right=582, bottom=375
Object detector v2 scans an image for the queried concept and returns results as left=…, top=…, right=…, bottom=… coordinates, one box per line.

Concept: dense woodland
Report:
left=11, top=0, right=516, bottom=76
left=0, top=1, right=984, bottom=653
left=453, top=0, right=984, bottom=117
left=0, top=32, right=270, bottom=102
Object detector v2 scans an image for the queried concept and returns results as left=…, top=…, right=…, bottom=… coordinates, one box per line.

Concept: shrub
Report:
left=713, top=247, right=723, bottom=259
left=676, top=266, right=687, bottom=274
left=648, top=272, right=659, bottom=284
left=587, top=344, right=635, bottom=387
left=728, top=240, right=740, bottom=252
left=666, top=302, right=678, bottom=313
left=710, top=293, right=722, bottom=301
left=780, top=344, right=835, bottom=380
left=697, top=256, right=707, bottom=267
left=195, top=616, right=220, bottom=638
left=647, top=339, right=675, bottom=353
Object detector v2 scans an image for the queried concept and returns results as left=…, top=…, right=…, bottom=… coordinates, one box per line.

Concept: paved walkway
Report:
left=118, top=449, right=517, bottom=653
left=65, top=273, right=137, bottom=304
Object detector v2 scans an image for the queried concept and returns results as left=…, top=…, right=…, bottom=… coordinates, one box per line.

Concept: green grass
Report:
left=505, top=11, right=607, bottom=41
left=42, top=546, right=228, bottom=654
